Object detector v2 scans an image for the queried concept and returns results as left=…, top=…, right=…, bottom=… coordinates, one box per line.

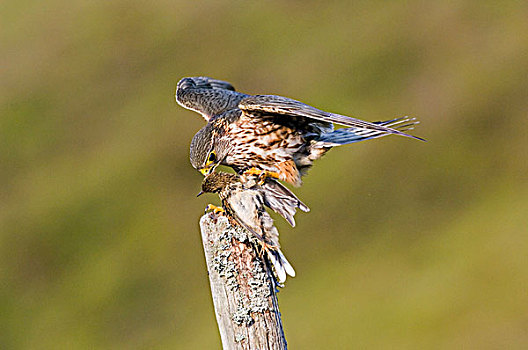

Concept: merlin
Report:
left=199, top=172, right=298, bottom=283
left=177, top=76, right=423, bottom=186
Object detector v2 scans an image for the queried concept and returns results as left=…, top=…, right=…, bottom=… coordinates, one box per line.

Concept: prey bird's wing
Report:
left=260, top=179, right=309, bottom=227
left=176, top=77, right=248, bottom=121
left=222, top=193, right=266, bottom=243
left=239, top=95, right=424, bottom=141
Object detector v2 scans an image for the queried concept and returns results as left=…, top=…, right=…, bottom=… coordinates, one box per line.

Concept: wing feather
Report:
left=239, top=95, right=424, bottom=141
left=222, top=194, right=266, bottom=243
left=260, top=179, right=309, bottom=227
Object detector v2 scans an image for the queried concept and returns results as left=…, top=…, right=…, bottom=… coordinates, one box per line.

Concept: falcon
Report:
left=177, top=76, right=423, bottom=186
left=198, top=172, right=301, bottom=283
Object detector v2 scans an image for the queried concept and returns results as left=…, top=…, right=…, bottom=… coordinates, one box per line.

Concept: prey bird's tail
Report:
left=316, top=117, right=423, bottom=146
left=266, top=248, right=296, bottom=284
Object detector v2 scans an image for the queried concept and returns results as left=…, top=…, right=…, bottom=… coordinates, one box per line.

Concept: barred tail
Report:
left=316, top=116, right=423, bottom=146
left=267, top=248, right=296, bottom=284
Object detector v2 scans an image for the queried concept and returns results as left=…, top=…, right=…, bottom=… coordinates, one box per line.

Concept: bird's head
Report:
left=199, top=172, right=239, bottom=194
left=190, top=124, right=226, bottom=176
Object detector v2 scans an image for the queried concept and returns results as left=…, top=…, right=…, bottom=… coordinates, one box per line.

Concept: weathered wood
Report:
left=199, top=214, right=287, bottom=350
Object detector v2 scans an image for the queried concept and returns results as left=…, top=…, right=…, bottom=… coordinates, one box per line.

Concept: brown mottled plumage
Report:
left=200, top=172, right=305, bottom=283
left=178, top=76, right=423, bottom=186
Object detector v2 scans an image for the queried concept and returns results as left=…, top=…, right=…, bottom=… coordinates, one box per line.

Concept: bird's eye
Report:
left=208, top=151, right=216, bottom=163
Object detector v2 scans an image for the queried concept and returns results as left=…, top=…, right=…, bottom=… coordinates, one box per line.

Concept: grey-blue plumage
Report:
left=176, top=77, right=248, bottom=121
left=314, top=117, right=420, bottom=146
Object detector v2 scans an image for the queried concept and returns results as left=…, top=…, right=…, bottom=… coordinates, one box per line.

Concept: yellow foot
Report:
left=205, top=204, right=225, bottom=215
left=243, top=168, right=280, bottom=185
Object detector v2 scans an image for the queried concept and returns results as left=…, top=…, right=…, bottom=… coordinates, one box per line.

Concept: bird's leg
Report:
left=243, top=168, right=280, bottom=185
left=262, top=241, right=279, bottom=252
left=254, top=240, right=279, bottom=260
left=205, top=204, right=225, bottom=215
left=243, top=168, right=280, bottom=179
left=254, top=242, right=265, bottom=259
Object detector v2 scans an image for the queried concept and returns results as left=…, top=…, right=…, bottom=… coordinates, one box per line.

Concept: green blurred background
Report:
left=2, top=1, right=528, bottom=348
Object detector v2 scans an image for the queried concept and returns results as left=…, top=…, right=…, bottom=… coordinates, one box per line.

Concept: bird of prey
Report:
left=199, top=172, right=301, bottom=283
left=177, top=76, right=423, bottom=186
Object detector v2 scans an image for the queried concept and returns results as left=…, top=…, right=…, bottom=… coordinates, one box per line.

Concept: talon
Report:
left=258, top=170, right=280, bottom=185
left=257, top=173, right=268, bottom=185
left=215, top=207, right=225, bottom=215
left=205, top=204, right=225, bottom=215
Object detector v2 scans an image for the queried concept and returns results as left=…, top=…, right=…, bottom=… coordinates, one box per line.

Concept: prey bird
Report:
left=199, top=172, right=303, bottom=283
left=177, top=76, right=423, bottom=186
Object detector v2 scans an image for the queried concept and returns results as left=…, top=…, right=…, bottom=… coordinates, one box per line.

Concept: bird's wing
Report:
left=260, top=179, right=309, bottom=227
left=223, top=192, right=266, bottom=243
left=315, top=116, right=421, bottom=146
left=176, top=77, right=247, bottom=121
left=226, top=186, right=296, bottom=283
left=239, top=94, right=424, bottom=141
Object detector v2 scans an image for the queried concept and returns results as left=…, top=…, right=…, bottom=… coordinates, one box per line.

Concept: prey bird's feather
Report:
left=201, top=173, right=302, bottom=283
left=260, top=179, right=309, bottom=227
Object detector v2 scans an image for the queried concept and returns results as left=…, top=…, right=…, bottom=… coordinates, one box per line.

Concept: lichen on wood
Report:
left=200, top=214, right=287, bottom=349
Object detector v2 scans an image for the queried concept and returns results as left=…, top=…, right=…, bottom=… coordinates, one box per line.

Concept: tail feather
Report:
left=277, top=250, right=296, bottom=278
left=316, top=116, right=423, bottom=146
left=267, top=248, right=295, bottom=284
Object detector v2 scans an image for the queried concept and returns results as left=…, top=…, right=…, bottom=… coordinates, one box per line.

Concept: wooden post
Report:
left=199, top=214, right=288, bottom=350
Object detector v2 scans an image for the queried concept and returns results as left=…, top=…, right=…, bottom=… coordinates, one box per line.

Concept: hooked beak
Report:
left=196, top=191, right=204, bottom=197
left=200, top=162, right=219, bottom=176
